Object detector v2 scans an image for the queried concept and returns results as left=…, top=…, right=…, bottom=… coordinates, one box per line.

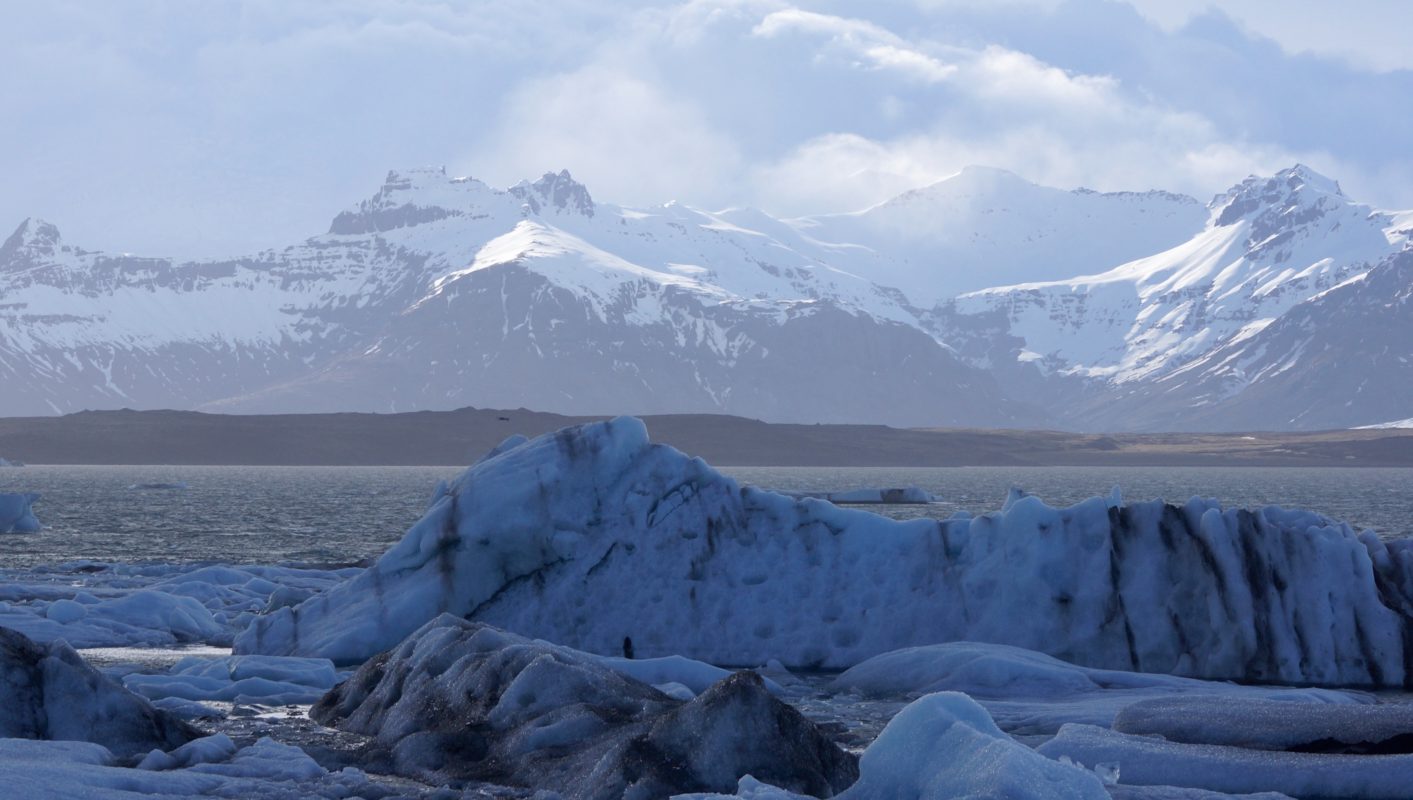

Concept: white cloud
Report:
left=476, top=65, right=743, bottom=207
left=2, top=0, right=1411, bottom=257
left=753, top=9, right=958, bottom=83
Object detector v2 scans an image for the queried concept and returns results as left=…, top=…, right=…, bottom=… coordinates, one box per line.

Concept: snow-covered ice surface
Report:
left=0, top=492, right=41, bottom=532
left=238, top=418, right=1413, bottom=689
left=310, top=614, right=858, bottom=798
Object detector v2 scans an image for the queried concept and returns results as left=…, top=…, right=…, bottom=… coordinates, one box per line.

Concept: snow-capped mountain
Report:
left=2, top=164, right=1407, bottom=430
left=936, top=165, right=1412, bottom=429
left=0, top=169, right=1024, bottom=426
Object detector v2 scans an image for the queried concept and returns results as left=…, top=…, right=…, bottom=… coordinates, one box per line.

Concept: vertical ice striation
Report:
left=235, top=418, right=1413, bottom=687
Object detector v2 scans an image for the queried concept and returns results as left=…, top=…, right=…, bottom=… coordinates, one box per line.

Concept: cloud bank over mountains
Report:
left=5, top=0, right=1412, bottom=258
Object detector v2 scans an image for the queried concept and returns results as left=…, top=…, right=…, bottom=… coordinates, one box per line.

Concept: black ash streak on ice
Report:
left=239, top=417, right=1413, bottom=690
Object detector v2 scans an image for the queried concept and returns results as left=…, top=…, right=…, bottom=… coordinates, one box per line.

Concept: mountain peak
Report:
left=509, top=169, right=595, bottom=218
left=1213, top=164, right=1345, bottom=225
left=1, top=217, right=62, bottom=263
left=1211, top=164, right=1351, bottom=244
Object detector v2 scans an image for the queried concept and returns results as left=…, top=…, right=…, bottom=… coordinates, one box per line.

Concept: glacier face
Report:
left=235, top=418, right=1413, bottom=687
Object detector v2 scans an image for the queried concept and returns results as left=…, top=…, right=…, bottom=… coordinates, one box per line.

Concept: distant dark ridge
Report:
left=0, top=408, right=1409, bottom=467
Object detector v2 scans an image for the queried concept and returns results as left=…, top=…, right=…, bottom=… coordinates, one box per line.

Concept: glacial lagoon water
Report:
left=1, top=464, right=1410, bottom=569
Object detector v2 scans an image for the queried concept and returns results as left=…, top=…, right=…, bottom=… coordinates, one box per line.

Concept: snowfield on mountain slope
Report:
left=952, top=165, right=1409, bottom=385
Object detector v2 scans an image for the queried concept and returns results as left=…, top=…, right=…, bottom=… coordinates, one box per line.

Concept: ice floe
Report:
left=124, top=654, right=346, bottom=706
left=0, top=734, right=422, bottom=799
left=1111, top=695, right=1413, bottom=753
left=0, top=562, right=356, bottom=649
left=237, top=417, right=1413, bottom=688
left=830, top=641, right=1365, bottom=737
left=1038, top=723, right=1413, bottom=799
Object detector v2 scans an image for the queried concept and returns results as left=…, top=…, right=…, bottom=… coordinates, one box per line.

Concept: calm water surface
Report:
left=1, top=465, right=1409, bottom=568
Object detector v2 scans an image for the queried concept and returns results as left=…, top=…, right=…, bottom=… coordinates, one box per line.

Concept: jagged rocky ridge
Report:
left=310, top=614, right=859, bottom=798
left=4, top=163, right=1406, bottom=430
left=238, top=418, right=1413, bottom=687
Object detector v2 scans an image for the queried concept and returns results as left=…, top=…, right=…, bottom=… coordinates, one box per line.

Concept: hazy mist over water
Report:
left=2, top=465, right=1409, bottom=569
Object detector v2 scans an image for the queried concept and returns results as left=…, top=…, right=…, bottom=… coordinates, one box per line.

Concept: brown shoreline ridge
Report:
left=0, top=407, right=1410, bottom=467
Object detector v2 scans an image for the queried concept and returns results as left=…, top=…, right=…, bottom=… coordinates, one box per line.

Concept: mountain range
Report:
left=2, top=164, right=1408, bottom=431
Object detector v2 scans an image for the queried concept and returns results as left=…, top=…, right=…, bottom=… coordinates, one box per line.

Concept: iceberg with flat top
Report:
left=0, top=492, right=41, bottom=533
left=235, top=417, right=1413, bottom=687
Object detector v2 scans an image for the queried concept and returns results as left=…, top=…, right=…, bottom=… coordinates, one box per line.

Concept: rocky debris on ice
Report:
left=0, top=625, right=198, bottom=758
left=781, top=488, right=937, bottom=504
left=0, top=492, right=41, bottom=533
left=238, top=418, right=1413, bottom=688
left=124, top=654, right=346, bottom=706
left=310, top=614, right=858, bottom=798
left=1038, top=723, right=1413, bottom=799
left=831, top=641, right=1365, bottom=737
left=1112, top=695, right=1413, bottom=753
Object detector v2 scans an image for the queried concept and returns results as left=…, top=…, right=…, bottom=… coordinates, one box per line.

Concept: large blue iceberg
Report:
left=236, top=417, right=1413, bottom=687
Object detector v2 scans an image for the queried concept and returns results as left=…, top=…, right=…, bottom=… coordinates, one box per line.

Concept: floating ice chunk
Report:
left=137, top=733, right=239, bottom=771
left=235, top=418, right=1413, bottom=687
left=1113, top=695, right=1413, bottom=752
left=0, top=734, right=400, bottom=798
left=124, top=654, right=344, bottom=706
left=594, top=653, right=784, bottom=696
left=672, top=774, right=819, bottom=799
left=1, top=589, right=224, bottom=649
left=835, top=692, right=1107, bottom=799
left=311, top=614, right=858, bottom=796
left=783, top=487, right=937, bottom=504
left=0, top=457, right=25, bottom=467
left=0, top=626, right=198, bottom=758
left=1039, top=723, right=1413, bottom=798
left=0, top=492, right=41, bottom=533
left=44, top=599, right=87, bottom=623
left=127, top=482, right=189, bottom=490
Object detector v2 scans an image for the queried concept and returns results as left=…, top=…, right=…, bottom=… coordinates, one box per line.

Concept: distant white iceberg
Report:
left=0, top=492, right=41, bottom=533
left=236, top=417, right=1413, bottom=687
left=781, top=487, right=937, bottom=504
left=0, top=457, right=24, bottom=467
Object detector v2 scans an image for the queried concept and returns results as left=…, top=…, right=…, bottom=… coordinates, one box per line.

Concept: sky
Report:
left=3, top=0, right=1412, bottom=259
